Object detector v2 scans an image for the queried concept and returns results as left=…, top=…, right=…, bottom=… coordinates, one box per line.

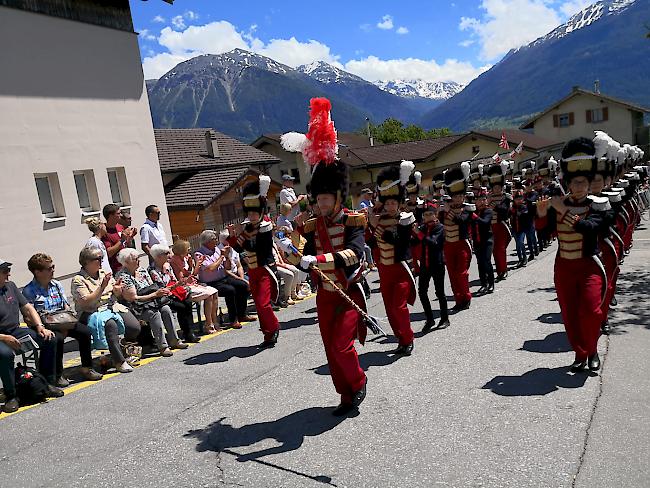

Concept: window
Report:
left=34, top=173, right=65, bottom=219
left=558, top=114, right=570, bottom=127
left=290, top=168, right=301, bottom=183
left=107, top=167, right=130, bottom=206
left=586, top=107, right=608, bottom=123
left=553, top=112, right=574, bottom=128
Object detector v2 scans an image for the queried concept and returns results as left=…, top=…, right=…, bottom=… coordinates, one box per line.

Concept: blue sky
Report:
left=131, top=0, right=593, bottom=82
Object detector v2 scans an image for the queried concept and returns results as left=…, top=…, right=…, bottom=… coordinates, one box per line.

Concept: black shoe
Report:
left=2, top=397, right=19, bottom=413
left=451, top=301, right=470, bottom=312
left=391, top=343, right=413, bottom=356
left=528, top=254, right=535, bottom=261
left=496, top=272, right=508, bottom=282
left=279, top=300, right=289, bottom=309
left=185, top=332, right=200, bottom=343
left=422, top=318, right=436, bottom=333
left=258, top=329, right=279, bottom=349
left=437, top=318, right=450, bottom=329
left=570, top=360, right=587, bottom=372
left=46, top=385, right=64, bottom=398
left=486, top=284, right=495, bottom=293
left=600, top=320, right=611, bottom=336
left=476, top=286, right=487, bottom=295
left=588, top=353, right=601, bottom=371
left=351, top=378, right=367, bottom=408
left=521, top=257, right=528, bottom=267
left=610, top=296, right=617, bottom=307
left=332, top=402, right=356, bottom=416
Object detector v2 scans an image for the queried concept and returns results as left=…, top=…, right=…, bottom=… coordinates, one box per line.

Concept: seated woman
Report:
left=23, top=253, right=103, bottom=386
left=84, top=217, right=112, bottom=273
left=148, top=244, right=199, bottom=343
left=169, top=239, right=219, bottom=334
left=71, top=247, right=142, bottom=373
left=115, top=248, right=188, bottom=357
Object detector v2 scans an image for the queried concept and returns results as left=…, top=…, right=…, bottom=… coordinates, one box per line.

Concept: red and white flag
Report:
left=509, top=150, right=516, bottom=158
left=514, top=141, right=524, bottom=154
left=492, top=152, right=502, bottom=163
left=499, top=132, right=510, bottom=150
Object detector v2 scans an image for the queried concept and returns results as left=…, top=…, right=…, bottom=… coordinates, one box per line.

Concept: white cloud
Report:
left=157, top=22, right=248, bottom=56
left=459, top=0, right=561, bottom=60
left=139, top=29, right=157, bottom=41
left=396, top=26, right=409, bottom=35
left=142, top=52, right=199, bottom=80
left=152, top=15, right=165, bottom=23
left=257, top=37, right=341, bottom=67
left=377, top=15, right=394, bottom=30
left=459, top=39, right=475, bottom=47
left=359, top=23, right=372, bottom=32
left=344, top=56, right=491, bottom=85
left=185, top=10, right=199, bottom=21
left=559, top=0, right=592, bottom=17
left=171, top=15, right=186, bottom=30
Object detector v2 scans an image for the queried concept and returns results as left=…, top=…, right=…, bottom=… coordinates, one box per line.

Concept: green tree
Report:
left=360, top=118, right=451, bottom=144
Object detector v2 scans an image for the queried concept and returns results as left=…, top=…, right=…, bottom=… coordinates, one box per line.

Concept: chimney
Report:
left=366, top=117, right=374, bottom=147
left=594, top=79, right=600, bottom=94
left=205, top=130, right=219, bottom=158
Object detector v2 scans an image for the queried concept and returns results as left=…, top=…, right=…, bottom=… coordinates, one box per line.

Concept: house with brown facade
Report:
left=520, top=86, right=650, bottom=155
left=155, top=129, right=282, bottom=239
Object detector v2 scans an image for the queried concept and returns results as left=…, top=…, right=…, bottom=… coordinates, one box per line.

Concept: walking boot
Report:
left=588, top=353, right=601, bottom=371
left=422, top=318, right=436, bottom=333
left=437, top=317, right=450, bottom=329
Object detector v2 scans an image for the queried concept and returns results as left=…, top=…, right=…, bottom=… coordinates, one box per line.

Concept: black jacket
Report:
left=415, top=222, right=445, bottom=269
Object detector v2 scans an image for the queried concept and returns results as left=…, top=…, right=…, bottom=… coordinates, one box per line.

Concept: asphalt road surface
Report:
left=1, top=225, right=649, bottom=488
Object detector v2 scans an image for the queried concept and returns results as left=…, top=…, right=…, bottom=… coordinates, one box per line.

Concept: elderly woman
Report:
left=169, top=239, right=219, bottom=334
left=23, top=253, right=103, bottom=386
left=84, top=217, right=111, bottom=273
left=115, top=248, right=188, bottom=356
left=70, top=246, right=142, bottom=373
left=148, top=244, right=199, bottom=343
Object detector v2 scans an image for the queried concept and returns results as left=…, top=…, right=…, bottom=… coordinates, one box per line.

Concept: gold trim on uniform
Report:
left=318, top=253, right=336, bottom=271
left=303, top=218, right=317, bottom=234
left=337, top=249, right=358, bottom=266
left=345, top=213, right=367, bottom=227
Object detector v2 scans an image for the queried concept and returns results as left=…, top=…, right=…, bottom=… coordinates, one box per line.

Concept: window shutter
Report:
left=569, top=112, right=575, bottom=125
left=553, top=114, right=559, bottom=127
left=603, top=107, right=609, bottom=121
left=586, top=109, right=592, bottom=123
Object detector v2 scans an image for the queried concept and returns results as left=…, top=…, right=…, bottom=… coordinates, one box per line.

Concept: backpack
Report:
left=14, top=363, right=50, bottom=405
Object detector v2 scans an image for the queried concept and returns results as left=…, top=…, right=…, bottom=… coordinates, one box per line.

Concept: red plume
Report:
left=303, top=97, right=338, bottom=166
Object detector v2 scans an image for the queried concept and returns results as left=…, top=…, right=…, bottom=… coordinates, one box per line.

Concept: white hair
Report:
left=199, top=230, right=218, bottom=245
left=219, top=229, right=230, bottom=242
left=117, top=247, right=140, bottom=265
left=150, top=243, right=171, bottom=259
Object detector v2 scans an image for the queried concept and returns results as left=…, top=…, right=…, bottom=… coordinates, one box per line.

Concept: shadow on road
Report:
left=611, top=268, right=650, bottom=331
left=482, top=366, right=589, bottom=396
left=184, top=345, right=264, bottom=365
left=311, top=350, right=402, bottom=375
left=520, top=331, right=571, bottom=353
left=535, top=312, right=563, bottom=324
left=281, top=316, right=319, bottom=331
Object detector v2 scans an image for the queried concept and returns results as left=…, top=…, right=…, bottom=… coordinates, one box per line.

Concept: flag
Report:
left=492, top=152, right=502, bottom=163
left=514, top=141, right=524, bottom=154
left=509, top=150, right=516, bottom=158
left=499, top=132, right=510, bottom=150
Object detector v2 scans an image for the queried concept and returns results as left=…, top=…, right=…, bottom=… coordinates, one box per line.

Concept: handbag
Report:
left=120, top=339, right=142, bottom=365
left=167, top=281, right=190, bottom=302
left=40, top=310, right=78, bottom=332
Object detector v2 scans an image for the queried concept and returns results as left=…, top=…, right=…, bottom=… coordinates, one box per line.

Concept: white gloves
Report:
left=300, top=255, right=317, bottom=269
left=399, top=211, right=416, bottom=226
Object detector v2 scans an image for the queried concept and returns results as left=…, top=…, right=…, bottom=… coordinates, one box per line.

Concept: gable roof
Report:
left=520, top=88, right=650, bottom=129
left=467, top=129, right=562, bottom=151
left=252, top=132, right=380, bottom=151
left=154, top=128, right=280, bottom=173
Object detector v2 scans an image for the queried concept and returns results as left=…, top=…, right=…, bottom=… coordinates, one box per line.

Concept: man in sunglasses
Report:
left=0, top=259, right=63, bottom=413
left=140, top=204, right=169, bottom=264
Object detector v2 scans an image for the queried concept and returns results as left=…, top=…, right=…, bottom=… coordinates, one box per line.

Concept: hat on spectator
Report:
left=281, top=174, right=295, bottom=181
left=0, top=259, right=12, bottom=270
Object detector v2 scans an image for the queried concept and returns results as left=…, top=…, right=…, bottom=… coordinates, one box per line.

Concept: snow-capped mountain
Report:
left=374, top=80, right=464, bottom=100
left=296, top=61, right=366, bottom=84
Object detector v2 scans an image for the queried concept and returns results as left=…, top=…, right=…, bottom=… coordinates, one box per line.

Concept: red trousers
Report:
left=492, top=222, right=511, bottom=275
left=444, top=240, right=473, bottom=305
left=599, top=241, right=618, bottom=320
left=554, top=257, right=604, bottom=361
left=378, top=263, right=415, bottom=346
left=316, top=286, right=366, bottom=403
left=248, top=267, right=280, bottom=341
left=623, top=203, right=635, bottom=251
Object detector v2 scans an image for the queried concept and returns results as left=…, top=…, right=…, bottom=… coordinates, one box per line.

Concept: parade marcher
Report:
left=404, top=167, right=424, bottom=275
left=369, top=161, right=417, bottom=354
left=534, top=161, right=552, bottom=250
left=523, top=167, right=540, bottom=260
left=440, top=162, right=473, bottom=310
left=281, top=97, right=368, bottom=416
left=510, top=183, right=532, bottom=267
left=473, top=188, right=495, bottom=294
left=228, top=175, right=281, bottom=348
left=486, top=162, right=512, bottom=280
left=414, top=201, right=449, bottom=332
left=536, top=137, right=607, bottom=372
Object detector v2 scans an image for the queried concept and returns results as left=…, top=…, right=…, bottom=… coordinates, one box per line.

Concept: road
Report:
left=1, top=225, right=649, bottom=488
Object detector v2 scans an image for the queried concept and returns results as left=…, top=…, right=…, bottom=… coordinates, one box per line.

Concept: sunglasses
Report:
left=40, top=265, right=55, bottom=271
left=90, top=257, right=103, bottom=262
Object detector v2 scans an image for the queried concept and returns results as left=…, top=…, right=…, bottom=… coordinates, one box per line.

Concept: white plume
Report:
left=617, top=147, right=627, bottom=164
left=280, top=132, right=307, bottom=153
left=460, top=161, right=471, bottom=179
left=500, top=161, right=509, bottom=175
left=530, top=161, right=536, bottom=171
left=259, top=175, right=271, bottom=198
left=593, top=131, right=610, bottom=159
left=606, top=138, right=621, bottom=161
left=478, top=164, right=484, bottom=175
left=400, top=160, right=415, bottom=185
left=548, top=156, right=558, bottom=171
left=623, top=143, right=632, bottom=157
left=413, top=171, right=422, bottom=185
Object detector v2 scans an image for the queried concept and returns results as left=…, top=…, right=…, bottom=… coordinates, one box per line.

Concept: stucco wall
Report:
left=0, top=7, right=169, bottom=288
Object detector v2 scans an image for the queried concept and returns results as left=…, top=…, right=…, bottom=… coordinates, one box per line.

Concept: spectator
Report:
left=0, top=258, right=62, bottom=413
left=71, top=247, right=142, bottom=373
left=23, top=253, right=103, bottom=387
left=116, top=248, right=188, bottom=357
left=84, top=217, right=112, bottom=273
left=357, top=188, right=374, bottom=210
left=272, top=244, right=300, bottom=306
left=276, top=203, right=293, bottom=233
left=140, top=204, right=169, bottom=263
left=102, top=204, right=136, bottom=273
left=218, top=230, right=247, bottom=282
left=279, top=174, right=306, bottom=221
left=195, top=230, right=253, bottom=329
left=170, top=240, right=219, bottom=334
left=148, top=244, right=199, bottom=343
left=118, top=209, right=136, bottom=249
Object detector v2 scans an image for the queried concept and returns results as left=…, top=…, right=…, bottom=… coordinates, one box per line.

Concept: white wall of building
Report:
left=0, top=7, right=170, bottom=288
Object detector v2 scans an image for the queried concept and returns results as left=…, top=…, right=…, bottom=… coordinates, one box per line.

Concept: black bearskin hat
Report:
left=377, top=166, right=404, bottom=203
left=241, top=175, right=271, bottom=214
left=444, top=162, right=470, bottom=195
left=560, top=137, right=596, bottom=182
left=310, top=160, right=349, bottom=203
left=405, top=170, right=422, bottom=196
left=486, top=162, right=508, bottom=187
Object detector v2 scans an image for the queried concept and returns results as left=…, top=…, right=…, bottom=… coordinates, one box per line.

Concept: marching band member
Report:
left=536, top=137, right=606, bottom=372
left=228, top=175, right=280, bottom=348
left=369, top=162, right=417, bottom=355
left=486, top=162, right=512, bottom=280
left=473, top=188, right=495, bottom=294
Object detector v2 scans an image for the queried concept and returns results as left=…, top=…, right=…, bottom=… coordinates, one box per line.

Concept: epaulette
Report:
left=259, top=220, right=273, bottom=233
left=344, top=212, right=367, bottom=227
left=303, top=218, right=317, bottom=233
left=588, top=195, right=611, bottom=212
